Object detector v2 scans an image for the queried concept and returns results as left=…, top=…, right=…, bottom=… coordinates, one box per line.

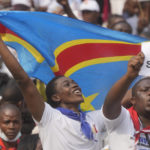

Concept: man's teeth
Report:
left=74, top=90, right=80, bottom=94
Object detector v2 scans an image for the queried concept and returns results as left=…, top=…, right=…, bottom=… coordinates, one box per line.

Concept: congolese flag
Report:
left=0, top=11, right=148, bottom=111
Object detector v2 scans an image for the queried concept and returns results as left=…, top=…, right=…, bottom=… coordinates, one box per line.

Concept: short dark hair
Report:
left=1, top=79, right=23, bottom=105
left=0, top=103, right=21, bottom=119
left=46, top=76, right=64, bottom=108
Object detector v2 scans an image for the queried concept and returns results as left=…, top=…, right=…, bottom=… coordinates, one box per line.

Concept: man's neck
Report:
left=139, top=115, right=150, bottom=128
left=59, top=103, right=80, bottom=113
left=2, top=139, right=17, bottom=149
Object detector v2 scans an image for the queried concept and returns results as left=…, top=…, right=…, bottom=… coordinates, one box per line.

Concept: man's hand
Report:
left=127, top=52, right=144, bottom=79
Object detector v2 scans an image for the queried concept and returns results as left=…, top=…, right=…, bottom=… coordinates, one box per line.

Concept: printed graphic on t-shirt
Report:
left=137, top=133, right=150, bottom=150
left=92, top=124, right=98, bottom=134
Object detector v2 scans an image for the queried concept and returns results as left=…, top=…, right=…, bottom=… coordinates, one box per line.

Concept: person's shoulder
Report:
left=44, top=102, right=61, bottom=114
left=86, top=109, right=103, bottom=121
left=87, top=109, right=101, bottom=115
left=86, top=109, right=104, bottom=120
left=86, top=109, right=106, bottom=131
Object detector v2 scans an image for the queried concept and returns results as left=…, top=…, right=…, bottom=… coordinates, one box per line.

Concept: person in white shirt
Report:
left=102, top=52, right=150, bottom=150
left=0, top=37, right=106, bottom=150
left=11, top=0, right=52, bottom=11
left=48, top=0, right=82, bottom=19
left=56, top=0, right=100, bottom=25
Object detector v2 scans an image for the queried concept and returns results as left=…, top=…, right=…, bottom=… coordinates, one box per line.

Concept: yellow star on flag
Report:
left=80, top=93, right=99, bottom=111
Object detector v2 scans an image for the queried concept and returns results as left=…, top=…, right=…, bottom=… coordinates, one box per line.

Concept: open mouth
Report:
left=73, top=88, right=82, bottom=96
left=7, top=132, right=16, bottom=137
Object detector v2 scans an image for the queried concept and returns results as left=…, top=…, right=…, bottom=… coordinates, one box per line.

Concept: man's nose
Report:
left=147, top=89, right=150, bottom=95
left=8, top=122, right=15, bottom=128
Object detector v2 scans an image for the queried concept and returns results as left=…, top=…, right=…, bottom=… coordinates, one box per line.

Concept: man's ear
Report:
left=51, top=94, right=61, bottom=102
left=130, top=96, right=136, bottom=106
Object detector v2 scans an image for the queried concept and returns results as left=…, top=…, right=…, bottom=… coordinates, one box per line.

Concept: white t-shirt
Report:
left=34, top=102, right=106, bottom=150
left=102, top=106, right=150, bottom=150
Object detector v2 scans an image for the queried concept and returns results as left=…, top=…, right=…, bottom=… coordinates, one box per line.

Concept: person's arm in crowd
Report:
left=0, top=38, right=45, bottom=122
left=57, top=0, right=78, bottom=19
left=121, top=88, right=133, bottom=108
left=103, top=52, right=144, bottom=119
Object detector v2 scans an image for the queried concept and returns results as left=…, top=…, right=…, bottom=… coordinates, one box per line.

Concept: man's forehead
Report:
left=57, top=77, right=72, bottom=82
left=0, top=114, right=20, bottom=120
left=137, top=78, right=150, bottom=87
left=0, top=108, right=20, bottom=119
left=0, top=109, right=19, bottom=116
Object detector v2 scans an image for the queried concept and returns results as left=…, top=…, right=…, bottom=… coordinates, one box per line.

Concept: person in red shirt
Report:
left=0, top=103, right=22, bottom=150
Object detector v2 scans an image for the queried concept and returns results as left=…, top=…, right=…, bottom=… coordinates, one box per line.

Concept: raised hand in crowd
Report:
left=103, top=52, right=144, bottom=119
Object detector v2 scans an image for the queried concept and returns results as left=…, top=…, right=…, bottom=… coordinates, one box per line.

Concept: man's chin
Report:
left=78, top=98, right=84, bottom=103
left=6, top=135, right=16, bottom=140
left=6, top=133, right=18, bottom=139
left=72, top=99, right=84, bottom=105
left=143, top=109, right=150, bottom=119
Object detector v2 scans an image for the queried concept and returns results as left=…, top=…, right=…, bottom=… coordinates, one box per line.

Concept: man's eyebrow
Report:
left=62, top=80, right=69, bottom=83
left=62, top=80, right=69, bottom=84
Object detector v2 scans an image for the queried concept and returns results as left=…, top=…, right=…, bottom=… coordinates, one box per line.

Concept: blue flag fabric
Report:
left=0, top=11, right=148, bottom=111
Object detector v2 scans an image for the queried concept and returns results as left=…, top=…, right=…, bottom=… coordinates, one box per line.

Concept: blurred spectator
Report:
left=137, top=0, right=150, bottom=34
left=107, top=14, right=125, bottom=28
left=80, top=0, right=101, bottom=24
left=0, top=0, right=11, bottom=10
left=109, top=20, right=132, bottom=34
left=17, top=134, right=42, bottom=150
left=0, top=48, right=13, bottom=96
left=32, top=0, right=51, bottom=11
left=123, top=0, right=140, bottom=34
left=0, top=46, right=18, bottom=78
left=0, top=72, right=10, bottom=96
left=47, top=0, right=65, bottom=15
left=123, top=0, right=140, bottom=18
left=123, top=0, right=150, bottom=35
left=100, top=0, right=111, bottom=23
left=0, top=79, right=24, bottom=107
left=57, top=0, right=101, bottom=25
left=107, top=14, right=132, bottom=34
left=11, top=0, right=51, bottom=11
left=49, top=0, right=110, bottom=25
left=11, top=0, right=31, bottom=11
left=109, top=0, right=126, bottom=15
left=0, top=103, right=22, bottom=150
left=49, top=0, right=82, bottom=18
left=21, top=106, right=35, bottom=136
left=139, top=30, right=150, bottom=40
left=1, top=80, right=35, bottom=137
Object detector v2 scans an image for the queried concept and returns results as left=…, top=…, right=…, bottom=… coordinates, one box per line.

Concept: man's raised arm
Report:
left=0, top=38, right=45, bottom=122
left=103, top=52, right=144, bottom=119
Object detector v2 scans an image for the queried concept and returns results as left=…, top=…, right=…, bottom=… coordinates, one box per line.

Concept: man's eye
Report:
left=14, top=120, right=19, bottom=124
left=64, top=83, right=70, bottom=86
left=141, top=88, right=148, bottom=92
left=4, top=121, right=10, bottom=124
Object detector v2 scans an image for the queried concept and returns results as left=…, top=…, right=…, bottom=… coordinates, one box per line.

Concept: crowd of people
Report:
left=0, top=0, right=149, bottom=150
left=0, top=0, right=150, bottom=37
